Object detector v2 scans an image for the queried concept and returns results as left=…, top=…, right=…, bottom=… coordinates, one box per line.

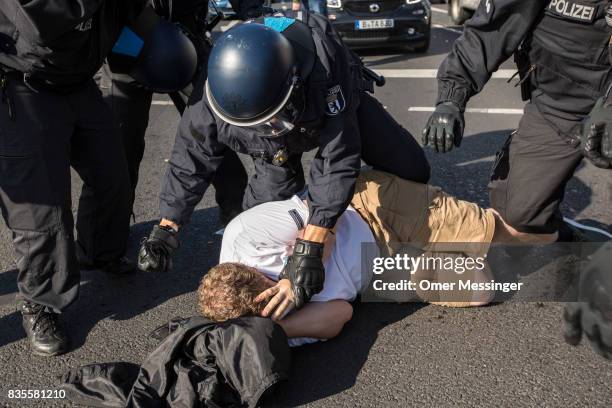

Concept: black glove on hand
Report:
left=581, top=96, right=612, bottom=169
left=563, top=244, right=612, bottom=360
left=281, top=238, right=325, bottom=309
left=422, top=102, right=465, bottom=153
left=137, top=225, right=179, bottom=273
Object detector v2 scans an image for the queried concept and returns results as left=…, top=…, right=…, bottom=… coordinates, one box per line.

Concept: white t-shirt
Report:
left=220, top=195, right=377, bottom=302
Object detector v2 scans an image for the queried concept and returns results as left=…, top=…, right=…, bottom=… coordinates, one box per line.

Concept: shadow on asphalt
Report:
left=267, top=302, right=426, bottom=407
left=0, top=206, right=223, bottom=350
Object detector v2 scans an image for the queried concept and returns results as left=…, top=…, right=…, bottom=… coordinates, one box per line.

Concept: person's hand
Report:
left=281, top=238, right=325, bottom=309
left=255, top=279, right=295, bottom=321
left=563, top=244, right=612, bottom=360
left=137, top=224, right=179, bottom=273
left=422, top=102, right=465, bottom=153
left=580, top=96, right=612, bottom=169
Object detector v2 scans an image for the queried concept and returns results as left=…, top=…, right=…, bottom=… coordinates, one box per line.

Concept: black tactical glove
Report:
left=422, top=102, right=465, bottom=153
left=563, top=244, right=612, bottom=360
left=581, top=96, right=612, bottom=169
left=137, top=225, right=179, bottom=273
left=280, top=238, right=325, bottom=309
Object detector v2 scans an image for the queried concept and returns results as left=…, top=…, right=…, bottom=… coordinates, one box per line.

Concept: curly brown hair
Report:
left=198, top=262, right=274, bottom=321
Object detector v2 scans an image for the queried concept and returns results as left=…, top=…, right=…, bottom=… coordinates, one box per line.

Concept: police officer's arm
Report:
left=437, top=0, right=543, bottom=108
left=281, top=107, right=361, bottom=307
left=159, top=100, right=228, bottom=228
left=1, top=0, right=105, bottom=43
left=307, top=113, right=361, bottom=233
left=423, top=0, right=544, bottom=153
left=137, top=100, right=227, bottom=273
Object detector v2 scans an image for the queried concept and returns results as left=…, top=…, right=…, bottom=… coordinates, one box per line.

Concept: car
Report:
left=213, top=0, right=236, bottom=18
left=447, top=0, right=479, bottom=25
left=326, top=0, right=432, bottom=52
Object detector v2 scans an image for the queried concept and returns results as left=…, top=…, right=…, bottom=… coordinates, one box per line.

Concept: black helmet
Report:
left=131, top=19, right=198, bottom=93
left=206, top=19, right=315, bottom=137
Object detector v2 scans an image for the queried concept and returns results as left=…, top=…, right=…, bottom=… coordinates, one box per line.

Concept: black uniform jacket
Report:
left=0, top=0, right=147, bottom=91
left=437, top=0, right=612, bottom=138
left=59, top=316, right=291, bottom=408
left=159, top=11, right=364, bottom=229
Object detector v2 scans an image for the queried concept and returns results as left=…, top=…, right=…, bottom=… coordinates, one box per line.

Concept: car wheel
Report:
left=413, top=36, right=430, bottom=53
left=448, top=0, right=473, bottom=25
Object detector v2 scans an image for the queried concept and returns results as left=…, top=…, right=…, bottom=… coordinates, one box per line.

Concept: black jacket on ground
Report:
left=0, top=0, right=147, bottom=91
left=59, top=316, right=291, bottom=408
left=437, top=0, right=612, bottom=138
left=160, top=11, right=365, bottom=229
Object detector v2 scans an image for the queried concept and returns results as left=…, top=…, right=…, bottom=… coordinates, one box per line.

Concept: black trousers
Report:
left=243, top=91, right=431, bottom=209
left=100, top=66, right=247, bottom=215
left=489, top=103, right=584, bottom=234
left=0, top=73, right=132, bottom=312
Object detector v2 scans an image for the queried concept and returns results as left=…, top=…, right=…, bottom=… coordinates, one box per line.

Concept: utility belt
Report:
left=511, top=47, right=534, bottom=102
left=0, top=66, right=19, bottom=120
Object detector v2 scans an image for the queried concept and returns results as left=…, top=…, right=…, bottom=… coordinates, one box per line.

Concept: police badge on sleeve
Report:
left=325, top=85, right=346, bottom=116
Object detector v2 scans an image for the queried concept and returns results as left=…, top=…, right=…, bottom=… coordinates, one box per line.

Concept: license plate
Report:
left=355, top=19, right=394, bottom=30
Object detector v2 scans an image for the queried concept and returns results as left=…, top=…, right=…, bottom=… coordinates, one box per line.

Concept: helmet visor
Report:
left=206, top=75, right=305, bottom=137
left=245, top=84, right=305, bottom=137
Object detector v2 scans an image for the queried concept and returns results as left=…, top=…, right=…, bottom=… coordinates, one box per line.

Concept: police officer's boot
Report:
left=76, top=243, right=135, bottom=275
left=96, top=257, right=136, bottom=275
left=19, top=301, right=69, bottom=357
left=219, top=206, right=243, bottom=227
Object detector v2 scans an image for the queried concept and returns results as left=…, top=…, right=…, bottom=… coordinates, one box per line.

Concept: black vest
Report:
left=525, top=0, right=612, bottom=135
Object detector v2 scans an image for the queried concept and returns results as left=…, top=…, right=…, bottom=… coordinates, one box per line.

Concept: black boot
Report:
left=96, top=257, right=136, bottom=275
left=77, top=251, right=135, bottom=275
left=76, top=242, right=135, bottom=275
left=219, top=206, right=243, bottom=227
left=19, top=301, right=69, bottom=357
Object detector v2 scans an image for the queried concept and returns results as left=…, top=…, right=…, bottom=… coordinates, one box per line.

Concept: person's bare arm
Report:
left=276, top=300, right=353, bottom=340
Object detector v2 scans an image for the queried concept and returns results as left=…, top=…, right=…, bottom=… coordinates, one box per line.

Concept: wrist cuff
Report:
left=436, top=81, right=470, bottom=112
left=294, top=239, right=324, bottom=258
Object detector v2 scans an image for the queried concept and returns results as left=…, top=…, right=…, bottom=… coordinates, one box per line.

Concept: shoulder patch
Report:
left=264, top=17, right=296, bottom=32
left=288, top=209, right=305, bottom=230
left=546, top=0, right=597, bottom=23
left=112, top=27, right=144, bottom=57
left=325, top=85, right=346, bottom=116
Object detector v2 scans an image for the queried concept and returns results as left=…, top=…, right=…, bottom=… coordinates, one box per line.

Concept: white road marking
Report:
left=433, top=24, right=464, bottom=34
left=456, top=156, right=496, bottom=166
left=408, top=107, right=524, bottom=115
left=431, top=6, right=448, bottom=14
left=563, top=217, right=612, bottom=239
left=220, top=20, right=240, bottom=32
left=373, top=69, right=516, bottom=79
left=152, top=100, right=174, bottom=105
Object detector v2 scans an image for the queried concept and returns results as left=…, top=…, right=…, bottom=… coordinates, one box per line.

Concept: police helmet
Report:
left=206, top=18, right=316, bottom=137
left=131, top=19, right=198, bottom=93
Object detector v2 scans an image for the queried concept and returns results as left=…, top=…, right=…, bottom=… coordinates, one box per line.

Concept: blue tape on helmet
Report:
left=264, top=17, right=295, bottom=32
left=112, top=27, right=145, bottom=57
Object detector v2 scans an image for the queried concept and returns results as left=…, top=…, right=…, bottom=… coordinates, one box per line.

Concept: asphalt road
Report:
left=1, top=6, right=611, bottom=407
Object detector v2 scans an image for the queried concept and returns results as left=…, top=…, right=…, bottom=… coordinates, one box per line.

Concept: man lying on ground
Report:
left=198, top=169, right=558, bottom=345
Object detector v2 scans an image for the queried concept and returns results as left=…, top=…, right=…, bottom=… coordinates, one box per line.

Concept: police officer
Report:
left=137, top=12, right=431, bottom=308
left=422, top=0, right=612, bottom=240
left=564, top=242, right=612, bottom=359
left=0, top=1, right=149, bottom=356
left=563, top=54, right=612, bottom=359
left=101, top=0, right=270, bottom=225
